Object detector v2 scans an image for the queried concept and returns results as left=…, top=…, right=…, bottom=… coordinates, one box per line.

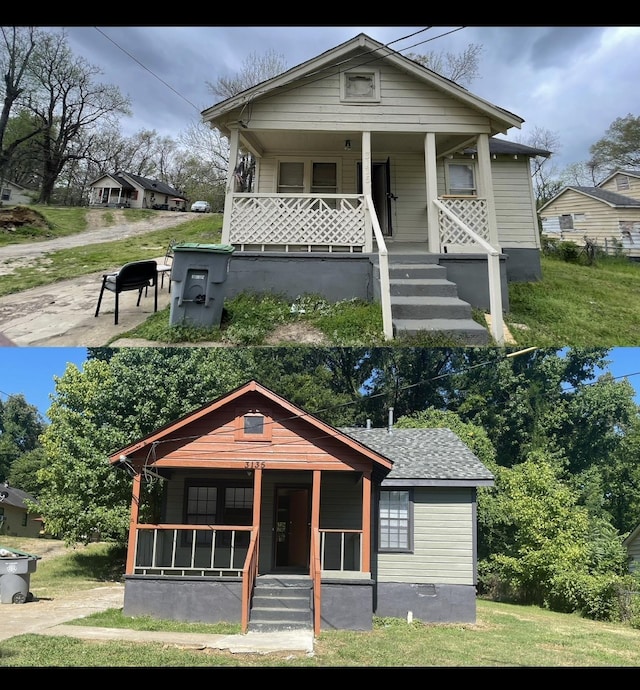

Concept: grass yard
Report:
left=1, top=538, right=639, bottom=667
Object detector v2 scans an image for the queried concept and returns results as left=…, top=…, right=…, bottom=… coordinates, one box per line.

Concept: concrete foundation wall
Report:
left=502, top=247, right=543, bottom=282
left=225, top=253, right=374, bottom=303
left=223, top=251, right=537, bottom=314
left=123, top=576, right=243, bottom=624
left=439, top=255, right=510, bottom=312
left=319, top=578, right=374, bottom=631
left=374, top=582, right=478, bottom=624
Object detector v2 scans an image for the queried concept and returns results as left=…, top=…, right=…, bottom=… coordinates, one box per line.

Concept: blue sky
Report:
left=0, top=347, right=638, bottom=422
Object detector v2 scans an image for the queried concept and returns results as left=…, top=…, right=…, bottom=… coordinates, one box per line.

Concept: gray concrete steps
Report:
left=376, top=258, right=490, bottom=345
left=249, top=575, right=313, bottom=633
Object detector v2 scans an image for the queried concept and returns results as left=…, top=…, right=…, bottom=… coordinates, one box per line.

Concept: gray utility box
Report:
left=169, top=243, right=235, bottom=328
left=0, top=547, right=40, bottom=604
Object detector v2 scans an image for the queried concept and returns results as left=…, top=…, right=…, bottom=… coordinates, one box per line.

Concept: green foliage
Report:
left=547, top=571, right=629, bottom=621
left=0, top=393, right=46, bottom=483
left=7, top=447, right=48, bottom=496
left=589, top=113, right=640, bottom=169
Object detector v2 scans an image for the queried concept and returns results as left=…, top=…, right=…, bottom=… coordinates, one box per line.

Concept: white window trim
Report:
left=444, top=159, right=478, bottom=197
left=341, top=68, right=381, bottom=103
left=276, top=158, right=342, bottom=194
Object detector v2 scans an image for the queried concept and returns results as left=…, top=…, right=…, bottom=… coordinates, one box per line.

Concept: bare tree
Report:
left=27, top=29, right=131, bottom=204
left=512, top=126, right=563, bottom=208
left=406, top=43, right=483, bottom=86
left=206, top=48, right=287, bottom=100
left=560, top=161, right=602, bottom=187
left=0, top=27, right=42, bottom=185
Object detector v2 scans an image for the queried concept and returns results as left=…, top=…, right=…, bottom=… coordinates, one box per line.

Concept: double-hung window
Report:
left=378, top=489, right=412, bottom=552
left=446, top=162, right=477, bottom=196
left=277, top=161, right=337, bottom=195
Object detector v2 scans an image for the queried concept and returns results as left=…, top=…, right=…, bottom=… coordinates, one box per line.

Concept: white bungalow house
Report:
left=1, top=180, right=34, bottom=206
left=111, top=380, right=494, bottom=634
left=87, top=172, right=188, bottom=211
left=201, top=32, right=550, bottom=345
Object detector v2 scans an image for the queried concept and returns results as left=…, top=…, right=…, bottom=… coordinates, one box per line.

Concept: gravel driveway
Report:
left=0, top=210, right=195, bottom=277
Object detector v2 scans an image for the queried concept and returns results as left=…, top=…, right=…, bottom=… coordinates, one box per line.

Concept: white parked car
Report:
left=190, top=200, right=211, bottom=213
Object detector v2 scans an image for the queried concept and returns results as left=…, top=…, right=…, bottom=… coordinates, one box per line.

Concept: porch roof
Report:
left=341, top=427, right=494, bottom=486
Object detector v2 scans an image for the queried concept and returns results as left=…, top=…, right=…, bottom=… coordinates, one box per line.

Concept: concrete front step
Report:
left=390, top=295, right=474, bottom=320
left=394, top=317, right=490, bottom=345
left=388, top=263, right=448, bottom=280
left=390, top=278, right=459, bottom=298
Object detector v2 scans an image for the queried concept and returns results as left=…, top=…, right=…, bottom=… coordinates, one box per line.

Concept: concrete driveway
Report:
left=0, top=211, right=192, bottom=347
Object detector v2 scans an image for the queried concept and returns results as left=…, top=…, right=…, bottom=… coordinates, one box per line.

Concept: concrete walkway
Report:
left=0, top=583, right=314, bottom=654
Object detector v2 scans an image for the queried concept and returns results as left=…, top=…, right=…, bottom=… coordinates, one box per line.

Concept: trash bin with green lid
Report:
left=169, top=243, right=235, bottom=328
left=0, top=546, right=40, bottom=604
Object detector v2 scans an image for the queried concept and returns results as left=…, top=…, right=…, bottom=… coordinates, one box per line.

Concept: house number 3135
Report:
left=245, top=461, right=266, bottom=469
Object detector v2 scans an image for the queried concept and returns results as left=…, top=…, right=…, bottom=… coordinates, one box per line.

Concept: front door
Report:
left=358, top=159, right=393, bottom=236
left=274, top=486, right=310, bottom=571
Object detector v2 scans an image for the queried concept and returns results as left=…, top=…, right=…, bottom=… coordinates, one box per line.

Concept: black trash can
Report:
left=0, top=546, right=40, bottom=604
left=169, top=243, right=235, bottom=328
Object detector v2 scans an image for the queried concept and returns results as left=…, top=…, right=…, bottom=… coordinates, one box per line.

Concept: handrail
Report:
left=364, top=194, right=393, bottom=340
left=241, top=529, right=259, bottom=633
left=311, top=527, right=322, bottom=636
left=433, top=198, right=504, bottom=345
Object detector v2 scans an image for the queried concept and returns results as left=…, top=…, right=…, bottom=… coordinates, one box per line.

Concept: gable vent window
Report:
left=617, top=175, right=630, bottom=191
left=342, top=69, right=380, bottom=103
left=235, top=409, right=272, bottom=441
left=244, top=414, right=264, bottom=435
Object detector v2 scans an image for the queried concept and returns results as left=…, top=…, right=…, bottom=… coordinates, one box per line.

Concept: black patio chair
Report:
left=94, top=260, right=158, bottom=325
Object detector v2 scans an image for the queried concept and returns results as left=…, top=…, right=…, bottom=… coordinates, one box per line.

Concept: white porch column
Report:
left=424, top=132, right=439, bottom=251
left=222, top=127, right=241, bottom=245
left=476, top=133, right=500, bottom=249
left=361, top=131, right=372, bottom=253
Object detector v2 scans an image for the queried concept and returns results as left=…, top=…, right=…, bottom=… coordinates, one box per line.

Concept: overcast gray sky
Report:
left=56, top=26, right=640, bottom=174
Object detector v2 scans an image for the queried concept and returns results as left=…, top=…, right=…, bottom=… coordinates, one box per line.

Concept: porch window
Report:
left=446, top=162, right=477, bottom=196
left=378, top=489, right=412, bottom=552
left=278, top=162, right=305, bottom=194
left=184, top=482, right=253, bottom=545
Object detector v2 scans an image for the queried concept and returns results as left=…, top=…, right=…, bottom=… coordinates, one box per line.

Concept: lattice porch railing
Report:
left=228, top=193, right=366, bottom=252
left=438, top=197, right=489, bottom=247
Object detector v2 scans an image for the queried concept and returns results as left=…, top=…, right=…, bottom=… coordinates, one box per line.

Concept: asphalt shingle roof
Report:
left=569, top=186, right=640, bottom=207
left=341, top=427, right=494, bottom=485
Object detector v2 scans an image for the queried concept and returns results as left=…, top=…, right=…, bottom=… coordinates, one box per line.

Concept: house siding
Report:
left=540, top=190, right=640, bottom=256
left=377, top=487, right=474, bottom=585
left=0, top=504, right=41, bottom=538
left=626, top=532, right=640, bottom=572
left=599, top=173, right=640, bottom=200
left=240, top=55, right=495, bottom=134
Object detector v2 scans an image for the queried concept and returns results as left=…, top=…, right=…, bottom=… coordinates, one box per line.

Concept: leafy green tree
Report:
left=7, top=447, right=47, bottom=496
left=0, top=394, right=46, bottom=482
left=589, top=113, right=640, bottom=170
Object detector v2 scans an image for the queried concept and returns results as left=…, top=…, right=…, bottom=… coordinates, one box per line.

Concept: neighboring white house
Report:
left=87, top=172, right=188, bottom=211
left=200, top=32, right=550, bottom=343
left=1, top=180, right=34, bottom=206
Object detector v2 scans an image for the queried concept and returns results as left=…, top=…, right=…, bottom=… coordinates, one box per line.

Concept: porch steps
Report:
left=382, top=257, right=489, bottom=345
left=248, top=575, right=313, bottom=633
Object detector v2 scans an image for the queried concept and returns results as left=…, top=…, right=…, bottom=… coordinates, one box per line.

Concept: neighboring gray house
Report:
left=623, top=523, right=640, bottom=573
left=202, top=32, right=550, bottom=344
left=1, top=180, right=34, bottom=206
left=110, top=380, right=494, bottom=635
left=539, top=169, right=640, bottom=258
left=87, top=172, right=188, bottom=211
